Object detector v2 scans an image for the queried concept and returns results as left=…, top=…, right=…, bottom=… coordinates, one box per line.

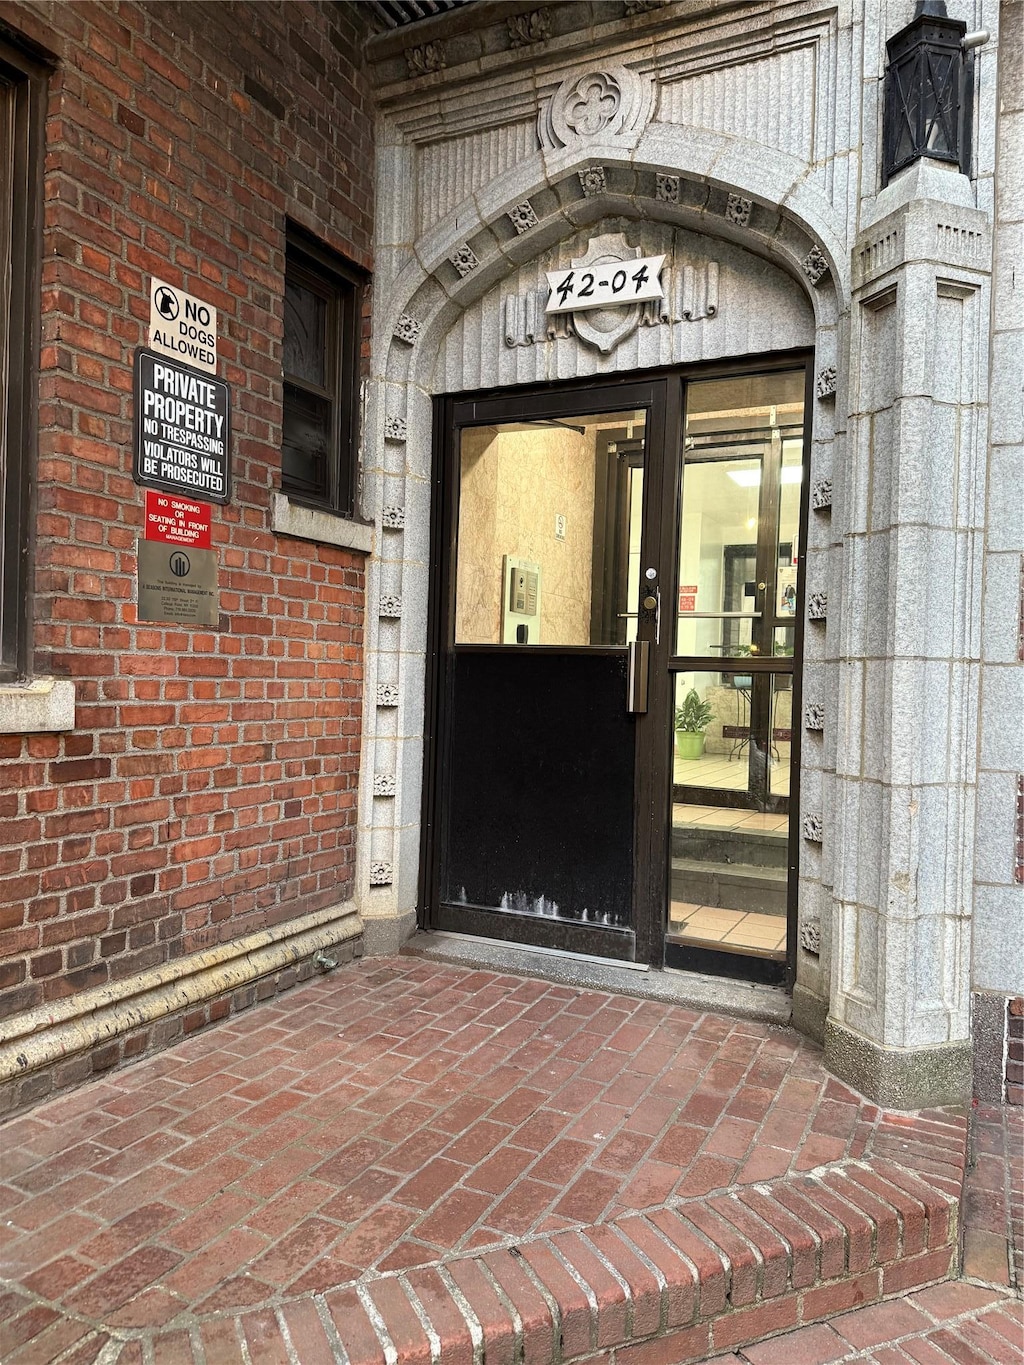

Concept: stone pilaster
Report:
left=826, top=164, right=991, bottom=1107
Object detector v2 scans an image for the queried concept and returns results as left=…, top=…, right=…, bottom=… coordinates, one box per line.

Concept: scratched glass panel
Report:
left=284, top=277, right=326, bottom=388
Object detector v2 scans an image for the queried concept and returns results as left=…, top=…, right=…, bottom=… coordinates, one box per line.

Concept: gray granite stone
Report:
left=824, top=1018, right=972, bottom=1108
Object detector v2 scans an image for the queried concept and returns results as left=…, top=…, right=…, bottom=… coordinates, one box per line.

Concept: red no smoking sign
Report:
left=144, top=489, right=212, bottom=548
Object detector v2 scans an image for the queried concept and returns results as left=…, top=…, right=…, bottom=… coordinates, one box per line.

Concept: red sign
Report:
left=679, top=584, right=698, bottom=613
left=144, top=489, right=212, bottom=548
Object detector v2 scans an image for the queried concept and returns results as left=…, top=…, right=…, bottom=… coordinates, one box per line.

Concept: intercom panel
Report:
left=501, top=555, right=542, bottom=644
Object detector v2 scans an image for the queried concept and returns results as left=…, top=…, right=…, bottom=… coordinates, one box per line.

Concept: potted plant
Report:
left=675, top=688, right=714, bottom=760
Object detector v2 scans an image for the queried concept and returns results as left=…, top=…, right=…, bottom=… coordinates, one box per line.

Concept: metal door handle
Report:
left=627, top=640, right=650, bottom=713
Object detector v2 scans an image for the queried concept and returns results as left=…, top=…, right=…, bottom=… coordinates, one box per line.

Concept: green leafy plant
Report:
left=675, top=688, right=714, bottom=734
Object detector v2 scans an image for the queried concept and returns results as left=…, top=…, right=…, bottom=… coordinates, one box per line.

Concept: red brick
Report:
left=683, top=1203, right=760, bottom=1307
left=796, top=1176, right=876, bottom=1273
left=616, top=1323, right=710, bottom=1365
left=403, top=1268, right=475, bottom=1365
left=323, top=1289, right=387, bottom=1365
left=482, top=1251, right=557, bottom=1365
left=447, top=1259, right=517, bottom=1365
left=880, top=1244, right=955, bottom=1295
left=648, top=1207, right=728, bottom=1318
left=519, top=1240, right=594, bottom=1360
left=800, top=1269, right=881, bottom=1322
left=831, top=1297, right=933, bottom=1349
left=364, top=1278, right=434, bottom=1365
left=709, top=1193, right=792, bottom=1298
left=822, top=1169, right=901, bottom=1263
left=583, top=1223, right=663, bottom=1340
left=846, top=1165, right=929, bottom=1257
left=277, top=1300, right=338, bottom=1365
left=710, top=1293, right=800, bottom=1353
left=614, top=1215, right=699, bottom=1330
left=738, top=1188, right=819, bottom=1289
left=742, top=1321, right=848, bottom=1365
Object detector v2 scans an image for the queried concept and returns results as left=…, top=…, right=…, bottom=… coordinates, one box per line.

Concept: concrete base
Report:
left=824, top=1017, right=973, bottom=1109
left=792, top=982, right=828, bottom=1045
left=361, top=908, right=418, bottom=956
left=0, top=902, right=362, bottom=1116
left=404, top=930, right=793, bottom=1026
left=972, top=991, right=1010, bottom=1104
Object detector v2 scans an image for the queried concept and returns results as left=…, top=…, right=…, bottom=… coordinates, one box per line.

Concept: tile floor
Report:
left=673, top=754, right=791, bottom=798
left=673, top=803, right=789, bottom=835
left=670, top=901, right=788, bottom=957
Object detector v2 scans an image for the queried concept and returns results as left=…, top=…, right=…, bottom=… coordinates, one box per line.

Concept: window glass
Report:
left=1, top=47, right=43, bottom=679
left=283, top=278, right=326, bottom=389
left=455, top=410, right=646, bottom=647
left=281, top=232, right=362, bottom=517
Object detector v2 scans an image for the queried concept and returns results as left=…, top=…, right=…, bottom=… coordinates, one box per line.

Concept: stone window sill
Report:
left=271, top=493, right=374, bottom=554
left=0, top=677, right=76, bottom=734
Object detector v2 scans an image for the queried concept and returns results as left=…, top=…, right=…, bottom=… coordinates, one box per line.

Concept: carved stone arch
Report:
left=384, top=153, right=845, bottom=393
left=362, top=151, right=847, bottom=937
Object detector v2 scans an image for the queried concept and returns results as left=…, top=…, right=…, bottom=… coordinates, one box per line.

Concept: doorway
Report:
left=421, top=361, right=810, bottom=981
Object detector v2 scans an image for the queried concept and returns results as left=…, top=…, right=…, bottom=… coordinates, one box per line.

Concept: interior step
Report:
left=672, top=856, right=788, bottom=916
left=673, top=824, right=789, bottom=868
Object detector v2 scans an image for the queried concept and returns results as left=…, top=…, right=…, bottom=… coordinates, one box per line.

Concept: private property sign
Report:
left=149, top=277, right=218, bottom=373
left=133, top=350, right=231, bottom=504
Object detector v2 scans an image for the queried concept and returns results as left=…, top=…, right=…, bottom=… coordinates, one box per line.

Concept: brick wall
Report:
left=0, top=1, right=375, bottom=1018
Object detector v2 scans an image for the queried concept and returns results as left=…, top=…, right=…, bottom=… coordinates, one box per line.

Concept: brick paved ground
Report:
left=0, top=956, right=1019, bottom=1363
left=963, top=1101, right=1024, bottom=1291
left=709, top=1286, right=1022, bottom=1364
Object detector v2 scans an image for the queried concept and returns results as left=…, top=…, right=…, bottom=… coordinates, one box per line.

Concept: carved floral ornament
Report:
left=507, top=7, right=551, bottom=46
left=540, top=66, right=655, bottom=150
left=507, top=201, right=538, bottom=235
left=405, top=41, right=446, bottom=77
left=800, top=920, right=822, bottom=954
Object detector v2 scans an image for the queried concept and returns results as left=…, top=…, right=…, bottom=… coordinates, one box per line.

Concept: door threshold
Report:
left=419, top=929, right=649, bottom=971
left=403, top=931, right=793, bottom=1025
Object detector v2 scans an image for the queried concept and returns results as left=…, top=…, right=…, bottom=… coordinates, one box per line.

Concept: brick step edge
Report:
left=320, top=1157, right=961, bottom=1365
left=17, top=1150, right=961, bottom=1365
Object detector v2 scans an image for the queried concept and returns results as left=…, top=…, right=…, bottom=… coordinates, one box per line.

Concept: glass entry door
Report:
left=425, top=382, right=665, bottom=961
left=423, top=364, right=808, bottom=975
left=667, top=370, right=806, bottom=982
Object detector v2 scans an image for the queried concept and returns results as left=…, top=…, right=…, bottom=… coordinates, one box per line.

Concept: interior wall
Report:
left=456, top=426, right=597, bottom=646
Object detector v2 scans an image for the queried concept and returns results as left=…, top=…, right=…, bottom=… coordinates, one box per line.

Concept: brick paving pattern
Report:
left=963, top=1101, right=1024, bottom=1292
left=0, top=957, right=1016, bottom=1362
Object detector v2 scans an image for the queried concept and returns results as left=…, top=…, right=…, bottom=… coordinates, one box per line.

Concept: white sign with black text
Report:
left=149, top=277, right=218, bottom=374
left=545, top=253, right=665, bottom=315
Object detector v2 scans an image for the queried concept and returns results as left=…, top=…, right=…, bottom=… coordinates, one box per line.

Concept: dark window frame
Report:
left=0, top=36, right=46, bottom=681
left=281, top=226, right=364, bottom=519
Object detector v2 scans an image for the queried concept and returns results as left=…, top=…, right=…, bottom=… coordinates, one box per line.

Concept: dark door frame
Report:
left=418, top=351, right=812, bottom=981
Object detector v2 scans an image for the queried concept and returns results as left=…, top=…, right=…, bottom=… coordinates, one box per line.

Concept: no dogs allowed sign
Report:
left=133, top=349, right=231, bottom=504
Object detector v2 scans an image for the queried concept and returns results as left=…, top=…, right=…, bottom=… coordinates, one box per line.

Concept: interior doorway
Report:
left=421, top=360, right=810, bottom=982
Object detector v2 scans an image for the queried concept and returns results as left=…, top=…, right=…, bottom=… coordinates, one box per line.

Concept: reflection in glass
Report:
left=672, top=671, right=751, bottom=795
left=675, top=459, right=760, bottom=658
left=668, top=368, right=803, bottom=967
left=769, top=674, right=792, bottom=798
left=284, top=278, right=327, bottom=388
left=455, top=411, right=646, bottom=646
left=282, top=384, right=330, bottom=500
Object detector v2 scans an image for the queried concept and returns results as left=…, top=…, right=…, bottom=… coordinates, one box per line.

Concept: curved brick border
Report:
left=1, top=1138, right=964, bottom=1363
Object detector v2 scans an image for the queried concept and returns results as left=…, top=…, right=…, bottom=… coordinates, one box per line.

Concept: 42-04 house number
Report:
left=545, top=253, right=666, bottom=314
